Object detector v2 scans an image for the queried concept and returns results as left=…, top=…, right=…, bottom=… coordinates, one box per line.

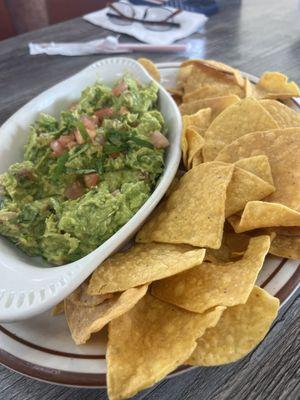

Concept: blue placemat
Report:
left=129, top=0, right=219, bottom=16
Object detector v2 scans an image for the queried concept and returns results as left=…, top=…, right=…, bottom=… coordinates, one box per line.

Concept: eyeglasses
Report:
left=106, top=1, right=182, bottom=31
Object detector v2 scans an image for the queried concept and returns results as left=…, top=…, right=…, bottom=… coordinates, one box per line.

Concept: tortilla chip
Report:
left=235, top=155, right=274, bottom=185
left=187, top=286, right=279, bottom=366
left=52, top=301, right=64, bottom=316
left=183, top=82, right=244, bottom=103
left=204, top=59, right=245, bottom=87
left=205, top=231, right=251, bottom=263
left=181, top=108, right=211, bottom=167
left=177, top=64, right=193, bottom=89
left=182, top=108, right=212, bottom=134
left=181, top=60, right=244, bottom=93
left=136, top=162, right=234, bottom=249
left=203, top=97, right=278, bottom=161
left=216, top=128, right=300, bottom=209
left=180, top=95, right=240, bottom=118
left=260, top=100, right=300, bottom=128
left=152, top=235, right=270, bottom=313
left=269, top=234, right=300, bottom=259
left=65, top=285, right=148, bottom=345
left=137, top=58, right=160, bottom=82
left=88, top=243, right=206, bottom=295
left=107, top=293, right=224, bottom=400
left=225, top=166, right=275, bottom=217
left=185, top=128, right=205, bottom=169
left=244, top=78, right=253, bottom=97
left=228, top=201, right=300, bottom=233
left=68, top=281, right=113, bottom=307
left=256, top=71, right=300, bottom=99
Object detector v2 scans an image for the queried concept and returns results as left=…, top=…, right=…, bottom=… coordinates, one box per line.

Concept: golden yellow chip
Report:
left=205, top=230, right=251, bottom=263
left=256, top=71, right=300, bottom=99
left=185, top=127, right=205, bottom=169
left=183, top=82, right=244, bottom=103
left=65, top=285, right=148, bottom=345
left=187, top=286, right=279, bottom=366
left=269, top=234, right=300, bottom=259
left=136, top=162, right=234, bottom=249
left=137, top=58, right=160, bottom=82
left=177, top=64, right=193, bottom=90
left=181, top=108, right=211, bottom=167
left=107, top=293, right=224, bottom=400
left=151, top=236, right=270, bottom=313
left=244, top=78, right=253, bottom=97
left=68, top=281, right=113, bottom=307
left=225, top=165, right=275, bottom=217
left=88, top=243, right=206, bottom=295
left=216, top=128, right=300, bottom=209
left=204, top=59, right=245, bottom=87
left=203, top=97, right=278, bottom=161
left=228, top=201, right=300, bottom=233
left=234, top=155, right=274, bottom=185
left=182, top=107, right=212, bottom=134
left=181, top=59, right=244, bottom=93
left=52, top=301, right=64, bottom=316
left=260, top=99, right=300, bottom=128
left=179, top=95, right=240, bottom=118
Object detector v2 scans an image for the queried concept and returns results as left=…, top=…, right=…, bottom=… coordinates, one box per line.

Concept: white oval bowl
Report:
left=0, top=57, right=182, bottom=322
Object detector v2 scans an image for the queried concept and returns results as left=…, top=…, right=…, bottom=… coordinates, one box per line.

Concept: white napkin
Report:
left=83, top=4, right=207, bottom=45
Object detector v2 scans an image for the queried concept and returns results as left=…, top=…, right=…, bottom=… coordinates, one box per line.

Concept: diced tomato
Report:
left=94, top=107, right=114, bottom=121
left=74, top=128, right=85, bottom=144
left=149, top=130, right=169, bottom=149
left=112, top=80, right=128, bottom=96
left=109, top=152, right=120, bottom=159
left=58, top=133, right=76, bottom=147
left=50, top=140, right=64, bottom=157
left=64, top=181, right=84, bottom=200
left=83, top=173, right=99, bottom=188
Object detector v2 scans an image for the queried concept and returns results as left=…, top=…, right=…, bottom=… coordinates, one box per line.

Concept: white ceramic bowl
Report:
left=0, top=57, right=182, bottom=322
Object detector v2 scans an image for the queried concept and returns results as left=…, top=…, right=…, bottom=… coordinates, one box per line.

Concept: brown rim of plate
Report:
left=0, top=64, right=299, bottom=388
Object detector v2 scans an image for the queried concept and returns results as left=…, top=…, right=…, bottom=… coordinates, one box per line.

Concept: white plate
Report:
left=0, top=62, right=299, bottom=388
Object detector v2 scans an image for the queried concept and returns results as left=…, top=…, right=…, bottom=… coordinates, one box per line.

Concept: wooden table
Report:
left=0, top=0, right=299, bottom=399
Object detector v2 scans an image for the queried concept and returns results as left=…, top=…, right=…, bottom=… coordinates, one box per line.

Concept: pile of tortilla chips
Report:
left=54, top=59, right=300, bottom=400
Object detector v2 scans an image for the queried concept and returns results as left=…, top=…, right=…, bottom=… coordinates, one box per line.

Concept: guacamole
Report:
left=0, top=77, right=168, bottom=265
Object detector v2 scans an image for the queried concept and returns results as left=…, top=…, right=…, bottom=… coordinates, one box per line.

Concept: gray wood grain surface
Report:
left=0, top=0, right=299, bottom=399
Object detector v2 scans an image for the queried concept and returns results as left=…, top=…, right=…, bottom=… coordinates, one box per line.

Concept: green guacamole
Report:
left=0, top=77, right=168, bottom=265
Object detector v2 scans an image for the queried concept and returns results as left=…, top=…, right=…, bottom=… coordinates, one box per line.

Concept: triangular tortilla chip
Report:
left=136, top=162, right=234, bottom=249
left=254, top=72, right=300, bottom=99
left=269, top=234, right=300, bottom=259
left=180, top=95, right=240, bottom=118
left=225, top=166, right=275, bottom=217
left=228, top=201, right=300, bottom=233
left=216, top=128, right=300, bottom=209
left=88, top=243, right=206, bottom=295
left=138, top=58, right=160, bottom=82
left=65, top=285, right=148, bottom=345
left=107, top=293, right=224, bottom=400
left=185, top=128, right=205, bottom=169
left=183, top=82, right=244, bottom=103
left=235, top=155, right=274, bottom=185
left=182, top=108, right=212, bottom=134
left=151, top=236, right=270, bottom=313
left=260, top=99, right=300, bottom=128
left=187, top=286, right=279, bottom=366
left=203, top=97, right=278, bottom=161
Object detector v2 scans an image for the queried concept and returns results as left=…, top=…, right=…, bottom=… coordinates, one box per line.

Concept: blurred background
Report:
left=0, top=0, right=219, bottom=41
left=0, top=0, right=109, bottom=40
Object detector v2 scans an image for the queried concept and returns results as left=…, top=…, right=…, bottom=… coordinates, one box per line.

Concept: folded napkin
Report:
left=83, top=3, right=207, bottom=45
